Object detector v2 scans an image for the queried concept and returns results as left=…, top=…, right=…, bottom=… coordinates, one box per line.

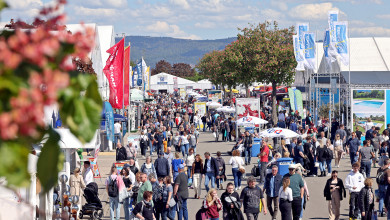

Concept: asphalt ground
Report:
left=86, top=131, right=386, bottom=220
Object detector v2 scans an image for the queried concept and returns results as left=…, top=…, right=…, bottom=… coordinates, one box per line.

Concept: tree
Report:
left=0, top=1, right=101, bottom=193
left=153, top=60, right=172, bottom=75
left=171, top=63, right=194, bottom=77
left=236, top=21, right=296, bottom=124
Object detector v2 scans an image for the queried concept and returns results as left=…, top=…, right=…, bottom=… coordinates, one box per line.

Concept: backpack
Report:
left=376, top=167, right=388, bottom=185
left=251, top=165, right=260, bottom=177
left=108, top=176, right=119, bottom=197
left=324, top=146, right=333, bottom=159
left=140, top=136, right=146, bottom=146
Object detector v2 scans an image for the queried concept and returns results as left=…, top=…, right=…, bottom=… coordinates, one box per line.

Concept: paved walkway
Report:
left=89, top=131, right=385, bottom=220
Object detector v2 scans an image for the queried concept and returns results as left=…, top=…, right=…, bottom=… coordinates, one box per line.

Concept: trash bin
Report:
left=277, top=158, right=294, bottom=176
left=251, top=138, right=262, bottom=157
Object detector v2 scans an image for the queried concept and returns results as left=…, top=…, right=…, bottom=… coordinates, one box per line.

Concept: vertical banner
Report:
left=180, top=88, right=186, bottom=98
left=303, top=32, right=316, bottom=71
left=104, top=102, right=114, bottom=142
left=335, top=21, right=349, bottom=66
left=136, top=60, right=142, bottom=87
left=124, top=46, right=130, bottom=106
left=328, top=11, right=339, bottom=61
left=208, top=90, right=222, bottom=103
left=173, top=77, right=178, bottom=91
left=103, top=38, right=124, bottom=109
left=288, top=88, right=296, bottom=112
left=141, top=58, right=147, bottom=92
left=323, top=30, right=331, bottom=66
left=293, top=35, right=305, bottom=71
left=236, top=98, right=261, bottom=118
left=295, top=89, right=304, bottom=117
left=88, top=158, right=101, bottom=178
left=145, top=66, right=150, bottom=91
left=297, top=23, right=309, bottom=51
left=194, top=102, right=207, bottom=128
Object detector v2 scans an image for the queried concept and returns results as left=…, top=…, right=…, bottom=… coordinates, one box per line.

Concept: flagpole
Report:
left=128, top=42, right=131, bottom=133
left=122, top=33, right=125, bottom=138
left=348, top=21, right=351, bottom=129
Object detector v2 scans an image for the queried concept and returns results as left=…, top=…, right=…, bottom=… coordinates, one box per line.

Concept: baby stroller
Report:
left=79, top=182, right=103, bottom=220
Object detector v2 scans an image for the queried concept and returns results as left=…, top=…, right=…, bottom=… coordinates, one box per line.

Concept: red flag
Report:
left=103, top=38, right=124, bottom=109
left=124, top=46, right=130, bottom=107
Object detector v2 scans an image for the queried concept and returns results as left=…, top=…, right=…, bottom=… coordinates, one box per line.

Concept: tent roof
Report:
left=151, top=72, right=196, bottom=84
left=341, top=71, right=390, bottom=85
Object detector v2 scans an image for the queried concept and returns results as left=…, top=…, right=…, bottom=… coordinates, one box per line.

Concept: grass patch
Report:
left=353, top=98, right=384, bottom=101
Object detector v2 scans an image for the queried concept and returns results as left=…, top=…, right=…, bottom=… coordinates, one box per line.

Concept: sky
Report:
left=1, top=0, right=390, bottom=40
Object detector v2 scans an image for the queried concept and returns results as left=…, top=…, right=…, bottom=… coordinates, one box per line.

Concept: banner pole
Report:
left=122, top=34, right=125, bottom=139
left=348, top=21, right=351, bottom=129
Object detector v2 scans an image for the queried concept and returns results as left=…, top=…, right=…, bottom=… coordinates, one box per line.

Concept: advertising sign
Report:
left=208, top=90, right=222, bottom=103
left=236, top=98, right=260, bottom=118
left=194, top=102, right=207, bottom=129
left=180, top=88, right=186, bottom=98
left=352, top=89, right=386, bottom=133
left=104, top=102, right=114, bottom=142
left=88, top=158, right=101, bottom=178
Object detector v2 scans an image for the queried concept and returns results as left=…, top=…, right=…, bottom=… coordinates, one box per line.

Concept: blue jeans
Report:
left=245, top=147, right=252, bottom=164
left=177, top=198, right=188, bottom=220
left=114, top=133, right=122, bottom=145
left=350, top=152, right=359, bottom=165
left=361, top=161, right=372, bottom=177
left=181, top=144, right=189, bottom=157
left=203, top=122, right=206, bottom=132
left=190, top=144, right=197, bottom=153
left=379, top=184, right=388, bottom=215
left=300, top=195, right=304, bottom=218
left=187, top=166, right=192, bottom=179
left=319, top=161, right=326, bottom=172
left=173, top=171, right=179, bottom=181
left=326, top=159, right=332, bottom=174
left=167, top=206, right=176, bottom=220
left=149, top=141, right=153, bottom=156
left=232, top=168, right=242, bottom=188
left=204, top=172, right=216, bottom=192
left=109, top=196, right=121, bottom=220
left=157, top=144, right=164, bottom=155
left=123, top=197, right=131, bottom=220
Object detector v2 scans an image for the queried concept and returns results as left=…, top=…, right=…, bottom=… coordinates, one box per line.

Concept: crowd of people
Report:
left=86, top=91, right=390, bottom=220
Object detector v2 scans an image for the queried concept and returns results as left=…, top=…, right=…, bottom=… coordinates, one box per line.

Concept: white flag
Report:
left=328, top=11, right=339, bottom=62
left=334, top=21, right=349, bottom=66
left=303, top=32, right=316, bottom=71
left=293, top=35, right=305, bottom=71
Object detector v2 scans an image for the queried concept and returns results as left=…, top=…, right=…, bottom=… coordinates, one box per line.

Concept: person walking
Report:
left=202, top=188, right=223, bottom=220
left=333, top=134, right=343, bottom=168
left=263, top=165, right=282, bottom=220
left=220, top=182, right=243, bottom=220
left=259, top=139, right=270, bottom=184
left=215, top=151, right=226, bottom=190
left=152, top=177, right=165, bottom=220
left=203, top=152, right=219, bottom=192
left=240, top=176, right=267, bottom=220
left=120, top=168, right=133, bottom=220
left=132, top=191, right=156, bottom=220
left=141, top=156, right=157, bottom=180
left=278, top=177, right=293, bottom=220
left=192, top=154, right=204, bottom=199
left=139, top=131, right=149, bottom=158
left=116, top=143, right=127, bottom=161
left=163, top=176, right=175, bottom=220
left=229, top=150, right=245, bottom=191
left=70, top=167, right=86, bottom=211
left=376, top=158, right=390, bottom=217
left=82, top=161, right=94, bottom=185
left=155, top=152, right=170, bottom=178
left=317, top=142, right=327, bottom=177
left=172, top=152, right=185, bottom=181
left=347, top=132, right=361, bottom=165
left=186, top=148, right=195, bottom=181
left=358, top=178, right=375, bottom=220
left=137, top=173, right=153, bottom=203
left=359, top=140, right=375, bottom=178
left=323, top=170, right=346, bottom=220
left=283, top=164, right=304, bottom=220
left=179, top=131, right=190, bottom=157
left=173, top=164, right=189, bottom=220
left=345, top=162, right=365, bottom=220
left=243, top=131, right=253, bottom=165
left=106, top=167, right=125, bottom=220
left=325, top=139, right=334, bottom=176
left=293, top=139, right=305, bottom=166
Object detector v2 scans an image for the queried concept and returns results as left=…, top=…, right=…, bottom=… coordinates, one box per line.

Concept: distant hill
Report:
left=116, top=36, right=236, bottom=67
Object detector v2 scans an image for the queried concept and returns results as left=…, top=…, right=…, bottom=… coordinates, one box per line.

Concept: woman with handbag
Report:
left=215, top=151, right=226, bottom=190
left=163, top=176, right=175, bottom=220
left=325, top=139, right=334, bottom=176
left=121, top=168, right=133, bottom=220
left=220, top=182, right=243, bottom=220
left=192, top=154, right=204, bottom=199
left=229, top=150, right=245, bottom=191
left=203, top=188, right=223, bottom=220
left=323, top=170, right=346, bottom=220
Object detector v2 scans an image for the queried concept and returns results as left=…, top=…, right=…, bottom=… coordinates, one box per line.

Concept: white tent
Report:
left=150, top=72, right=213, bottom=93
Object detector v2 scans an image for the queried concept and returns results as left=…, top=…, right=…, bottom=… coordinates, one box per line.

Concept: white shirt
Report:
left=278, top=187, right=293, bottom=201
left=83, top=167, right=94, bottom=185
left=114, top=122, right=121, bottom=134
left=128, top=170, right=136, bottom=184
left=229, top=156, right=244, bottom=169
left=186, top=154, right=195, bottom=166
left=345, top=171, right=365, bottom=193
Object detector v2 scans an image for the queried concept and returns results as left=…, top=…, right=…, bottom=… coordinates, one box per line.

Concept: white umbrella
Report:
left=216, top=106, right=235, bottom=113
left=259, top=127, right=299, bottom=138
left=206, top=102, right=222, bottom=109
left=236, top=116, right=268, bottom=127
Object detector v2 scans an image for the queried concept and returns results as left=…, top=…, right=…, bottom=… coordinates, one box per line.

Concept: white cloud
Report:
left=73, top=6, right=117, bottom=18
left=145, top=21, right=201, bottom=40
left=350, top=27, right=390, bottom=37
left=149, top=6, right=173, bottom=18
left=169, top=0, right=190, bottom=9
left=73, top=0, right=127, bottom=8
left=194, top=21, right=216, bottom=29
left=233, top=14, right=253, bottom=21
left=261, top=9, right=285, bottom=20
left=289, top=3, right=341, bottom=20
left=270, top=0, right=288, bottom=11
left=377, top=14, right=390, bottom=19
left=6, top=0, right=42, bottom=9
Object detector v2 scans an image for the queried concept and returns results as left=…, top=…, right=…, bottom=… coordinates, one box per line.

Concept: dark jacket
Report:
left=359, top=186, right=374, bottom=212
left=154, top=157, right=170, bottom=177
left=323, top=178, right=346, bottom=201
left=215, top=156, right=226, bottom=180
left=316, top=146, right=327, bottom=162
left=263, top=173, right=282, bottom=197
left=243, top=136, right=253, bottom=148
left=202, top=157, right=219, bottom=177
left=116, top=147, right=127, bottom=161
left=220, top=191, right=242, bottom=219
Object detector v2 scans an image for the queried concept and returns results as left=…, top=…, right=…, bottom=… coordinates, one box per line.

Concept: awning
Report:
left=40, top=129, right=100, bottom=149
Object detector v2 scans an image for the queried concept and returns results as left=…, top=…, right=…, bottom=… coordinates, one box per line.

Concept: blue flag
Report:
left=136, top=60, right=142, bottom=86
left=303, top=32, right=316, bottom=71
left=323, top=30, right=331, bottom=66
left=335, top=21, right=349, bottom=66
left=104, top=102, right=115, bottom=142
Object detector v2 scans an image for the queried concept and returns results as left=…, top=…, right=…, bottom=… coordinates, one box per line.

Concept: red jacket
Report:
left=203, top=198, right=222, bottom=218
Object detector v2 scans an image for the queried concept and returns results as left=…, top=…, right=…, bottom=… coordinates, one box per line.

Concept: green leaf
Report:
left=59, top=74, right=102, bottom=143
left=37, top=129, right=64, bottom=193
left=0, top=0, right=8, bottom=11
left=0, top=141, right=30, bottom=187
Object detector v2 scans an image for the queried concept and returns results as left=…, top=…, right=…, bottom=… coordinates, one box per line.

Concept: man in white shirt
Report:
left=83, top=161, right=94, bottom=185
left=345, top=162, right=365, bottom=219
left=114, top=121, right=122, bottom=145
